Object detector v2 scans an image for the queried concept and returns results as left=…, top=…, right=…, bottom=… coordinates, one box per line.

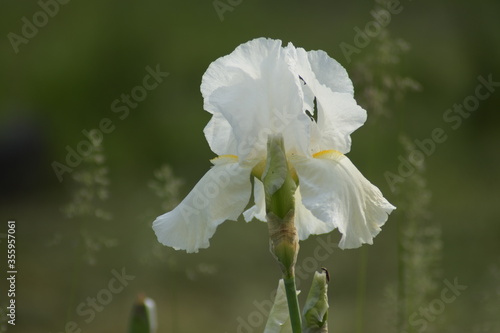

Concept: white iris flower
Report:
left=153, top=38, right=395, bottom=253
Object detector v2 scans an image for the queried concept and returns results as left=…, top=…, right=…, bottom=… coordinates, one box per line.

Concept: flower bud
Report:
left=263, top=134, right=299, bottom=277
left=129, top=294, right=157, bottom=333
left=302, top=270, right=329, bottom=333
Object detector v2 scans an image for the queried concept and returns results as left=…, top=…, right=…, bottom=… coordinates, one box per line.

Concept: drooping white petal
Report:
left=201, top=38, right=311, bottom=160
left=291, top=151, right=395, bottom=249
left=294, top=186, right=333, bottom=240
left=152, top=156, right=252, bottom=253
left=243, top=177, right=266, bottom=222
left=288, top=46, right=367, bottom=154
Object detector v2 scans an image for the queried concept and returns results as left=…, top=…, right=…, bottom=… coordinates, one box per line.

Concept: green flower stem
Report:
left=263, top=134, right=302, bottom=333
left=284, top=276, right=302, bottom=333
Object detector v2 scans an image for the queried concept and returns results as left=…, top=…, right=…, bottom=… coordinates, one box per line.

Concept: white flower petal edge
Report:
left=152, top=156, right=252, bottom=253
left=291, top=151, right=396, bottom=249
left=243, top=178, right=332, bottom=241
left=305, top=50, right=354, bottom=95
left=290, top=47, right=367, bottom=154
left=201, top=37, right=311, bottom=160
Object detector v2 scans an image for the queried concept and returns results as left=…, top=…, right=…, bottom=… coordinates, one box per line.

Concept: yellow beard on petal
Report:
left=210, top=154, right=239, bottom=165
left=312, top=149, right=344, bottom=160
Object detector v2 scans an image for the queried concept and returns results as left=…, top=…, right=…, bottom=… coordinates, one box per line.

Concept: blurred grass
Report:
left=1, top=0, right=500, bottom=332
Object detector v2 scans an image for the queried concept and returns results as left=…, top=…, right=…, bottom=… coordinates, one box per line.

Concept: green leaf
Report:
left=264, top=279, right=301, bottom=333
left=128, top=295, right=157, bottom=333
left=302, top=271, right=329, bottom=333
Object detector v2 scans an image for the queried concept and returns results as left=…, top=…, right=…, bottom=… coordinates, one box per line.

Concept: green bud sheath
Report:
left=302, top=270, right=329, bottom=333
left=263, top=134, right=299, bottom=278
left=128, top=294, right=157, bottom=333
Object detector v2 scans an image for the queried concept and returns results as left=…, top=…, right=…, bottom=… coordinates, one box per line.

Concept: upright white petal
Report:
left=289, top=47, right=367, bottom=154
left=315, top=91, right=367, bottom=154
left=204, top=113, right=238, bottom=156
left=201, top=38, right=311, bottom=160
left=306, top=50, right=354, bottom=95
left=152, top=156, right=252, bottom=253
left=291, top=151, right=395, bottom=249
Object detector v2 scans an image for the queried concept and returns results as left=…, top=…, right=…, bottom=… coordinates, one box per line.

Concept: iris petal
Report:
left=289, top=47, right=367, bottom=154
left=204, top=113, right=238, bottom=156
left=291, top=152, right=395, bottom=249
left=153, top=157, right=252, bottom=253
left=294, top=187, right=333, bottom=240
left=201, top=38, right=311, bottom=160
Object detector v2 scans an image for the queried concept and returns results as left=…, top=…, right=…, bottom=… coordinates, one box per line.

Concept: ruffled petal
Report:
left=201, top=38, right=311, bottom=160
left=315, top=91, right=367, bottom=154
left=306, top=50, right=354, bottom=95
left=288, top=47, right=367, bottom=154
left=152, top=156, right=252, bottom=253
left=291, top=151, right=395, bottom=249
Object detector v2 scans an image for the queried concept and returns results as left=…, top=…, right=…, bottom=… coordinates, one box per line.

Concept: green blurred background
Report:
left=1, top=0, right=499, bottom=332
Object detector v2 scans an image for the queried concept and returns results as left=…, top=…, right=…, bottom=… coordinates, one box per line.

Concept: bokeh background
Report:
left=1, top=1, right=499, bottom=332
